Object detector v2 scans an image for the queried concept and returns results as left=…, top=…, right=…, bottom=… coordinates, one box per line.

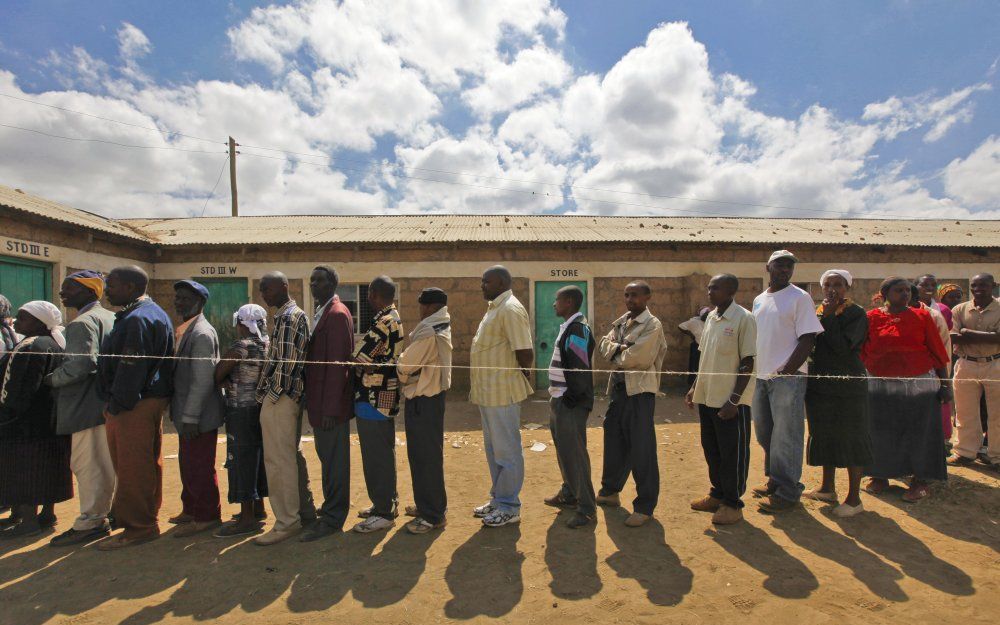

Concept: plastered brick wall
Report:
left=395, top=276, right=529, bottom=393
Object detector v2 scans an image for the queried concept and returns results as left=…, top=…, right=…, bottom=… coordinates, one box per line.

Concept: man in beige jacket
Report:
left=397, top=288, right=452, bottom=534
left=597, top=281, right=668, bottom=527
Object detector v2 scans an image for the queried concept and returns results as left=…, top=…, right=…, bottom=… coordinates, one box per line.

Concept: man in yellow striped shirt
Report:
left=470, top=266, right=534, bottom=528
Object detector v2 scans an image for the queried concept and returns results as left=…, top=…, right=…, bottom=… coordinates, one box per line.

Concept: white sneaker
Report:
left=482, top=509, right=520, bottom=527
left=472, top=502, right=495, bottom=518
left=832, top=502, right=864, bottom=518
left=352, top=516, right=395, bottom=533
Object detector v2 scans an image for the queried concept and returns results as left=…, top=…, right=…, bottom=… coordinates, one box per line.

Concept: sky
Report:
left=0, top=0, right=997, bottom=219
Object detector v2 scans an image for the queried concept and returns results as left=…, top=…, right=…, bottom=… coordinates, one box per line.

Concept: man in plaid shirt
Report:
left=253, top=271, right=316, bottom=545
left=351, top=276, right=405, bottom=533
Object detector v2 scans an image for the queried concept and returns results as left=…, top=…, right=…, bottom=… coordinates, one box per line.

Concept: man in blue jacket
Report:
left=544, top=286, right=597, bottom=528
left=96, top=266, right=174, bottom=550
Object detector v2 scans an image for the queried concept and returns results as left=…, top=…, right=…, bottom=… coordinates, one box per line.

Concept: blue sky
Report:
left=0, top=0, right=997, bottom=217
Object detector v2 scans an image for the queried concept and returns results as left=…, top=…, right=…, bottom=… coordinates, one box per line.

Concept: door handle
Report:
left=540, top=342, right=548, bottom=349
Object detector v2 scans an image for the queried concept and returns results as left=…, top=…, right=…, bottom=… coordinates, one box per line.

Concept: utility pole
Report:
left=228, top=136, right=239, bottom=217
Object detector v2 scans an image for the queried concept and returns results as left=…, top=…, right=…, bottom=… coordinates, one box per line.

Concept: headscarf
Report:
left=0, top=295, right=15, bottom=354
left=67, top=270, right=105, bottom=300
left=938, top=283, right=962, bottom=299
left=820, top=269, right=853, bottom=287
left=19, top=300, right=66, bottom=348
left=233, top=304, right=268, bottom=341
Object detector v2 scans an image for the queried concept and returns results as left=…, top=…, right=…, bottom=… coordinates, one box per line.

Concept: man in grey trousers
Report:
left=543, top=286, right=598, bottom=529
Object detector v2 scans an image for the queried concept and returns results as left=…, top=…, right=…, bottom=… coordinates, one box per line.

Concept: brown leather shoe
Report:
left=690, top=495, right=722, bottom=512
left=751, top=481, right=775, bottom=498
left=758, top=495, right=800, bottom=514
left=174, top=520, right=221, bottom=538
left=711, top=505, right=743, bottom=525
left=96, top=532, right=160, bottom=551
left=595, top=493, right=620, bottom=507
left=624, top=512, right=651, bottom=527
left=544, top=493, right=577, bottom=508
left=254, top=526, right=302, bottom=546
left=168, top=513, right=194, bottom=525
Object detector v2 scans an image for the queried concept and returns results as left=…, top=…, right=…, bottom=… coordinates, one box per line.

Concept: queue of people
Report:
left=0, top=254, right=996, bottom=548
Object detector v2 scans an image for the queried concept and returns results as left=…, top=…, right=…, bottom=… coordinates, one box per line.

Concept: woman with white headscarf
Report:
left=803, top=270, right=872, bottom=518
left=0, top=295, right=19, bottom=356
left=212, top=304, right=270, bottom=537
left=0, top=301, right=72, bottom=538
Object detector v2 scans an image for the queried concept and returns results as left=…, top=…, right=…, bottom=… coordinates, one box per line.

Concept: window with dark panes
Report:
left=336, top=284, right=374, bottom=333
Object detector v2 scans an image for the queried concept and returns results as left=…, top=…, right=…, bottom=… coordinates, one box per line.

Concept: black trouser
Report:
left=313, top=421, right=350, bottom=530
left=404, top=392, right=448, bottom=524
left=698, top=403, right=751, bottom=509
left=356, top=417, right=398, bottom=519
left=550, top=397, right=596, bottom=516
left=224, top=406, right=268, bottom=504
left=599, top=385, right=659, bottom=515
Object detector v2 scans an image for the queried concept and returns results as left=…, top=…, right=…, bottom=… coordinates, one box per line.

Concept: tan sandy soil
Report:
left=0, top=394, right=997, bottom=625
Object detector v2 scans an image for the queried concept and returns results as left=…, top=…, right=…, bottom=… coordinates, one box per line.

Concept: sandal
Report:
left=803, top=489, right=839, bottom=503
left=863, top=479, right=888, bottom=495
left=902, top=483, right=930, bottom=503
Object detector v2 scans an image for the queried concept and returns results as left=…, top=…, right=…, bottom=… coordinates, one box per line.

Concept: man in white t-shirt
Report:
left=751, top=250, right=824, bottom=513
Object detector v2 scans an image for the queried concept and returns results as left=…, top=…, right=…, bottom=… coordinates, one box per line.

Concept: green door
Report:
left=198, top=278, right=249, bottom=349
left=534, top=280, right=588, bottom=387
left=0, top=256, right=52, bottom=311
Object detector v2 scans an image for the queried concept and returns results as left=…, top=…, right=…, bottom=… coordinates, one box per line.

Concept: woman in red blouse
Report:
left=861, top=277, right=952, bottom=502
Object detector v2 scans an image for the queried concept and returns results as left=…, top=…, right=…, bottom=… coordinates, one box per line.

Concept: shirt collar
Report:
left=78, top=300, right=98, bottom=314
left=374, top=302, right=396, bottom=320
left=276, top=299, right=297, bottom=319
left=315, top=295, right=336, bottom=314
left=973, top=298, right=1000, bottom=313
left=559, top=311, right=584, bottom=330
left=629, top=308, right=652, bottom=323
left=713, top=302, right=738, bottom=320
left=487, top=290, right=513, bottom=310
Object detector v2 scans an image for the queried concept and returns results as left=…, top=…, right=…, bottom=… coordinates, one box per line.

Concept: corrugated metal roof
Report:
left=123, top=214, right=1000, bottom=248
left=0, top=184, right=148, bottom=242
left=3, top=183, right=997, bottom=249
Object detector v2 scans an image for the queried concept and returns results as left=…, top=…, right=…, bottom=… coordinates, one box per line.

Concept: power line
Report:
left=200, top=155, right=231, bottom=217
left=5, top=90, right=958, bottom=219
left=0, top=92, right=223, bottom=145
left=0, top=122, right=227, bottom=154
left=2, top=93, right=993, bottom=220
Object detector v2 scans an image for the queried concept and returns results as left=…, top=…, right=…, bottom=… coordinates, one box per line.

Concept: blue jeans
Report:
left=478, top=403, right=524, bottom=513
left=752, top=376, right=807, bottom=503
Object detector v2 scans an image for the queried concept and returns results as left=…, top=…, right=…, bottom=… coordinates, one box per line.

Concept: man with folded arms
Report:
left=597, top=281, right=668, bottom=528
left=397, top=287, right=452, bottom=534
left=47, top=270, right=117, bottom=547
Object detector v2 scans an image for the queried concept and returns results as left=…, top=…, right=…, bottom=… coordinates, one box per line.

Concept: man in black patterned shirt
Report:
left=351, top=276, right=405, bottom=533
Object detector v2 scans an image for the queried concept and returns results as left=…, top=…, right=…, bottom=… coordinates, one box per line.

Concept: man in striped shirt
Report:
left=254, top=271, right=316, bottom=545
left=544, top=286, right=597, bottom=529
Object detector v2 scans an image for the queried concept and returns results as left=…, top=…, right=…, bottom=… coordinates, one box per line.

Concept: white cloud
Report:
left=463, top=46, right=571, bottom=118
left=117, top=23, right=151, bottom=61
left=943, top=136, right=1000, bottom=209
left=863, top=82, right=992, bottom=143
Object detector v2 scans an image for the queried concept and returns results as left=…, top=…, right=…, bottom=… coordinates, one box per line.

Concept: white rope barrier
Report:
left=5, top=351, right=992, bottom=383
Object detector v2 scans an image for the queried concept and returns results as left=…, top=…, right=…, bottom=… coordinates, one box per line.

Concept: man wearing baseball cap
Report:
left=751, top=250, right=824, bottom=513
left=168, top=279, right=225, bottom=537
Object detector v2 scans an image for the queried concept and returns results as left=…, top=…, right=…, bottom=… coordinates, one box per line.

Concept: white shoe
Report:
left=832, top=502, right=864, bottom=518
left=482, top=509, right=520, bottom=527
left=352, top=515, right=395, bottom=533
left=472, top=502, right=495, bottom=518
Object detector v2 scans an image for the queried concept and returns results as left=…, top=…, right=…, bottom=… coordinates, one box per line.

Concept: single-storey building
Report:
left=2, top=183, right=998, bottom=390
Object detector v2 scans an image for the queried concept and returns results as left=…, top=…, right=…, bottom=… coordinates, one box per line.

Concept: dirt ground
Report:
left=1, top=393, right=997, bottom=625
